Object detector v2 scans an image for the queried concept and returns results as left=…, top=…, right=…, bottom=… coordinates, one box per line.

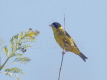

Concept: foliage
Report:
left=5, top=67, right=24, bottom=73
left=14, top=57, right=31, bottom=64
left=0, top=29, right=39, bottom=80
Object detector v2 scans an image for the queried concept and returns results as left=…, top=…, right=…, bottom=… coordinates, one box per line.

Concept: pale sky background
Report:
left=0, top=0, right=107, bottom=80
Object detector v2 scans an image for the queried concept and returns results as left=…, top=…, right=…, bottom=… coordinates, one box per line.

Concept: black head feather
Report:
left=52, top=22, right=61, bottom=29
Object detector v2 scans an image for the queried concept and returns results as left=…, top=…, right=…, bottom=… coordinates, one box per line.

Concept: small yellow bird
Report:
left=49, top=22, right=88, bottom=62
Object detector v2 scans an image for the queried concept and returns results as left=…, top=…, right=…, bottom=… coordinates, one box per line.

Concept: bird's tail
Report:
left=79, top=52, right=88, bottom=62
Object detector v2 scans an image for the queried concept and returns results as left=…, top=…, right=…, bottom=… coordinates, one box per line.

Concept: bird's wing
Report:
left=56, top=29, right=79, bottom=48
left=64, top=30, right=79, bottom=50
left=65, top=31, right=71, bottom=38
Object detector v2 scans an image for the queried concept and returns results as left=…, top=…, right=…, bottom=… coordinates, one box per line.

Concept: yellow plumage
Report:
left=50, top=22, right=87, bottom=62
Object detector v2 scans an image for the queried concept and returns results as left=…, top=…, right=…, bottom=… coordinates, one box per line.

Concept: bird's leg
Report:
left=62, top=38, right=68, bottom=54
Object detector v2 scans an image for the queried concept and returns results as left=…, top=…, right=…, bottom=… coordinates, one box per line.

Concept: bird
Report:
left=49, top=22, right=88, bottom=62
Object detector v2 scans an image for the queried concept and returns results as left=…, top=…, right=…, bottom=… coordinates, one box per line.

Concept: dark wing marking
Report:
left=74, top=43, right=80, bottom=50
left=65, top=31, right=71, bottom=38
left=65, top=30, right=80, bottom=51
left=64, top=31, right=73, bottom=46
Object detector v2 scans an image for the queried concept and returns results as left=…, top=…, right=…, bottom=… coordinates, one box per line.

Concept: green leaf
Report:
left=3, top=46, right=9, bottom=56
left=11, top=53, right=23, bottom=57
left=5, top=67, right=24, bottom=74
left=20, top=31, right=25, bottom=39
left=14, top=34, right=19, bottom=39
left=10, top=42, right=14, bottom=48
left=14, top=57, right=31, bottom=64
left=5, top=67, right=24, bottom=80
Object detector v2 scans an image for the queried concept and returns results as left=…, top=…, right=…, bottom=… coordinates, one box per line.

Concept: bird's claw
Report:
left=62, top=51, right=66, bottom=54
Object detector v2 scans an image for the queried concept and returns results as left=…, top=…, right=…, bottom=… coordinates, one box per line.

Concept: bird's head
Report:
left=49, top=22, right=63, bottom=31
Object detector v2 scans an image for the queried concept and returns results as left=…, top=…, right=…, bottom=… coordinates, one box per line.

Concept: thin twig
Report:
left=58, top=14, right=66, bottom=80
left=58, top=53, right=64, bottom=80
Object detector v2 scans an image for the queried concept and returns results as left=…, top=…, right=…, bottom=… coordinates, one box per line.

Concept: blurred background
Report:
left=0, top=0, right=107, bottom=80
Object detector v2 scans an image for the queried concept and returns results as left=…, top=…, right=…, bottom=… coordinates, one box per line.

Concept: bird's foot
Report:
left=62, top=51, right=66, bottom=54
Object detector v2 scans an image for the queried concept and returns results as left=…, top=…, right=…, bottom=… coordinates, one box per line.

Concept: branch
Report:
left=0, top=57, right=10, bottom=70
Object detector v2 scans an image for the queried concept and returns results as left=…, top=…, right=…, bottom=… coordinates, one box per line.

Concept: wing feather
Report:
left=65, top=30, right=80, bottom=50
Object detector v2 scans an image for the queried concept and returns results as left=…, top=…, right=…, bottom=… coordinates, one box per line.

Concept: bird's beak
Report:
left=49, top=24, right=52, bottom=27
left=49, top=24, right=53, bottom=27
